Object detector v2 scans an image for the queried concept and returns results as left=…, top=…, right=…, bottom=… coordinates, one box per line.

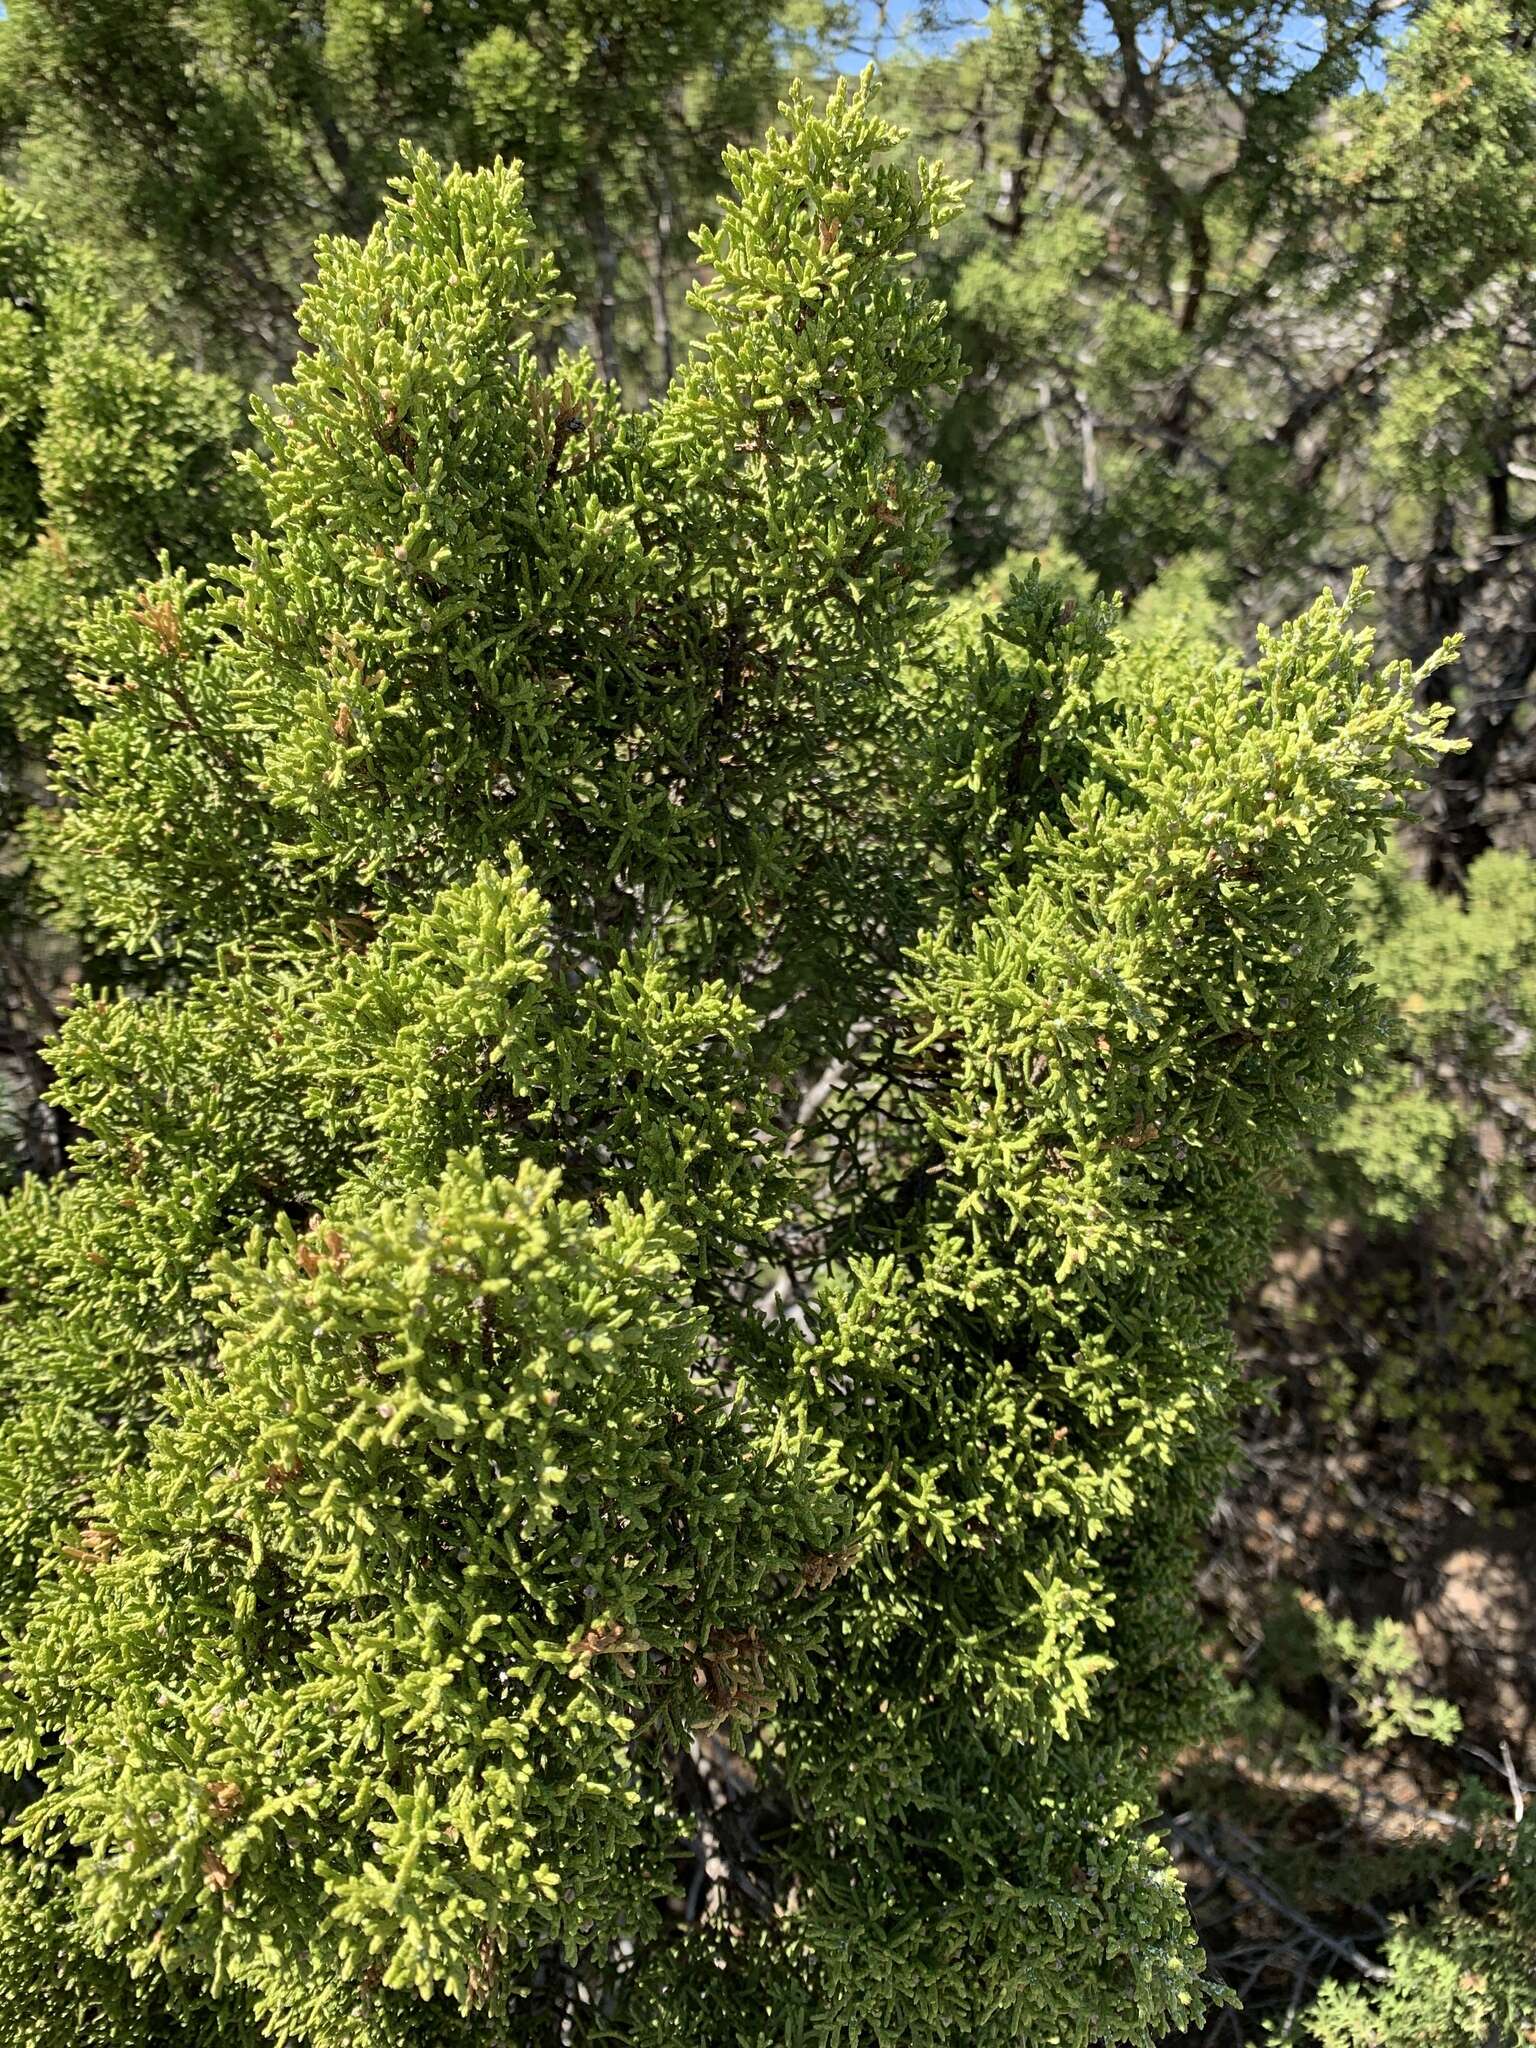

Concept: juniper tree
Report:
left=1293, top=1812, right=1536, bottom=2047
left=1264, top=846, right=1536, bottom=1489
left=0, top=79, right=1449, bottom=2046
left=0, top=183, right=252, bottom=1180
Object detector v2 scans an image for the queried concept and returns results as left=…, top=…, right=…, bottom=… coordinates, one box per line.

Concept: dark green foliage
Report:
left=0, top=0, right=788, bottom=387
left=0, top=81, right=1449, bottom=2046
left=1250, top=848, right=1536, bottom=1494
left=0, top=191, right=252, bottom=749
left=0, top=180, right=254, bottom=1184
left=1167, top=850, right=1536, bottom=2041
left=0, top=1837, right=265, bottom=2045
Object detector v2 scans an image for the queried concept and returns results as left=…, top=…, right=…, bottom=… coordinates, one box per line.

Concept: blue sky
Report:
left=847, top=3, right=988, bottom=57
left=842, top=3, right=1396, bottom=84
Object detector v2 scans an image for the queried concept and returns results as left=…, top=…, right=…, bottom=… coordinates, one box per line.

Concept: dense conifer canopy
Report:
left=0, top=76, right=1456, bottom=2044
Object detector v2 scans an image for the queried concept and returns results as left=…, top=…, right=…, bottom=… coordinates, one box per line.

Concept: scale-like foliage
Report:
left=0, top=184, right=250, bottom=751
left=1294, top=1815, right=1536, bottom=2047
left=1248, top=846, right=1536, bottom=1492
left=0, top=80, right=1448, bottom=2046
left=0, top=180, right=254, bottom=1186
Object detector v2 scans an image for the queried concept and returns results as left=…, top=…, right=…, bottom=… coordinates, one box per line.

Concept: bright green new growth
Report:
left=1308, top=1612, right=1463, bottom=1750
left=0, top=81, right=1448, bottom=2046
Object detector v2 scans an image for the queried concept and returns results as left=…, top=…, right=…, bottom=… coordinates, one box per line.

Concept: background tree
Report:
left=878, top=0, right=1536, bottom=881
left=0, top=0, right=792, bottom=391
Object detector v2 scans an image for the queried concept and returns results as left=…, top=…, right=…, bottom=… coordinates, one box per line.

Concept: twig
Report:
left=1165, top=1816, right=1391, bottom=1983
